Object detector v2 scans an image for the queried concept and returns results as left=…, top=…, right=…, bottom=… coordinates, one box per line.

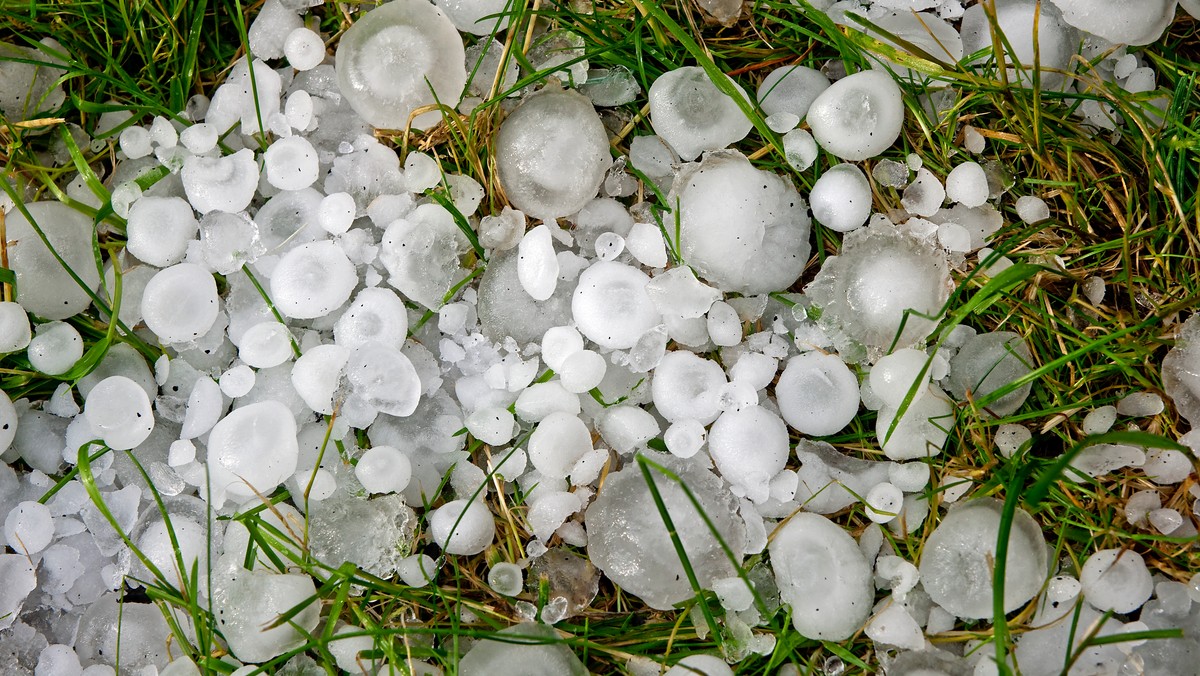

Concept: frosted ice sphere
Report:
left=771, top=512, right=873, bottom=641
left=559, top=349, right=607, bottom=394
left=335, top=0, right=467, bottom=130
left=1048, top=0, right=1174, bottom=46
left=541, top=326, right=584, bottom=371
left=28, top=321, right=82, bottom=375
left=284, top=27, right=325, bottom=71
left=919, top=498, right=1048, bottom=619
left=528, top=411, right=592, bottom=479
left=865, top=604, right=923, bottom=651
left=708, top=405, right=789, bottom=503
left=961, top=0, right=1080, bottom=90
left=488, top=562, right=524, bottom=596
left=237, top=322, right=293, bottom=369
left=809, top=163, right=872, bottom=233
left=0, top=301, right=31, bottom=353
left=1082, top=276, right=1105, bottom=305
left=805, top=222, right=952, bottom=359
left=317, top=192, right=356, bottom=235
left=334, top=287, right=409, bottom=351
left=572, top=261, right=661, bottom=350
left=4, top=500, right=52, bottom=555
left=84, top=376, right=155, bottom=450
left=585, top=459, right=746, bottom=610
left=757, top=65, right=830, bottom=120
left=270, top=240, right=357, bottom=319
left=207, top=401, right=299, bottom=502
left=1015, top=195, right=1051, bottom=223
left=1080, top=548, right=1152, bottom=613
left=264, top=136, right=319, bottom=191
left=213, top=566, right=320, bottom=664
left=141, top=263, right=219, bottom=344
left=869, top=348, right=931, bottom=409
left=458, top=623, right=587, bottom=676
left=6, top=202, right=102, bottom=320
left=380, top=204, right=470, bottom=310
left=494, top=86, right=611, bottom=221
left=1162, top=315, right=1200, bottom=426
left=945, top=161, right=989, bottom=208
left=126, top=196, right=198, bottom=267
left=876, top=385, right=953, bottom=460
left=0, top=389, right=17, bottom=455
left=466, top=406, right=516, bottom=445
left=291, top=344, right=349, bottom=415
left=597, top=406, right=659, bottom=454
left=433, top=0, right=511, bottom=35
left=664, top=419, right=706, bottom=458
left=430, top=497, right=495, bottom=555
left=775, top=352, right=859, bottom=436
left=307, top=493, right=416, bottom=578
left=346, top=342, right=422, bottom=417
left=199, top=210, right=262, bottom=275
left=652, top=350, right=727, bottom=425
left=901, top=168, right=945, bottom=217
left=783, top=128, right=818, bottom=172
left=806, top=70, right=904, bottom=161
left=671, top=151, right=811, bottom=294
left=649, top=66, right=752, bottom=161
left=945, top=331, right=1034, bottom=417
left=665, top=656, right=733, bottom=676
left=517, top=224, right=559, bottom=301
left=0, top=554, right=37, bottom=631
left=180, top=149, right=258, bottom=214
left=706, top=301, right=741, bottom=346
left=355, top=445, right=412, bottom=494
left=1116, top=391, right=1164, bottom=417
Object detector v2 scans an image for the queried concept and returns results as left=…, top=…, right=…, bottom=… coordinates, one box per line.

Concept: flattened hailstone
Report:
left=291, top=344, right=349, bottom=415
left=775, top=352, right=859, bottom=436
left=433, top=0, right=511, bottom=36
left=586, top=458, right=746, bottom=611
left=528, top=411, right=593, bottom=479
left=0, top=554, right=37, bottom=631
left=1079, top=549, right=1153, bottom=614
left=355, top=446, right=413, bottom=494
left=1047, top=0, right=1174, bottom=46
left=6, top=201, right=102, bottom=320
left=180, top=149, right=259, bottom=214
left=517, top=224, right=559, bottom=301
left=346, top=342, right=422, bottom=417
left=307, top=493, right=416, bottom=578
left=809, top=163, right=872, bottom=233
left=901, top=168, right=945, bottom=217
left=430, top=497, right=495, bottom=555
left=335, top=287, right=409, bottom=351
left=770, top=512, right=873, bottom=640
left=28, top=321, right=82, bottom=375
left=572, top=261, right=661, bottom=350
left=756, top=65, right=830, bottom=120
left=207, top=401, right=299, bottom=501
left=84, top=376, right=155, bottom=451
left=945, top=161, right=989, bottom=208
left=335, top=0, right=466, bottom=130
left=649, top=66, right=752, bottom=161
left=805, top=221, right=952, bottom=360
left=212, top=565, right=320, bottom=664
left=944, top=331, right=1034, bottom=418
left=671, top=151, right=811, bottom=294
left=806, top=70, right=904, bottom=161
left=708, top=405, right=789, bottom=503
left=270, top=240, right=357, bottom=319
left=263, top=136, right=319, bottom=191
left=919, top=498, right=1048, bottom=619
left=0, top=301, right=31, bottom=353
left=5, top=501, right=53, bottom=555
left=458, top=623, right=587, bottom=676
left=652, top=350, right=727, bottom=425
left=126, top=196, right=199, bottom=267
left=477, top=249, right=572, bottom=345
left=141, top=264, right=219, bottom=344
left=1161, top=314, right=1200, bottom=426
left=961, top=0, right=1080, bottom=90
left=494, top=86, right=611, bottom=221
left=380, top=203, right=470, bottom=310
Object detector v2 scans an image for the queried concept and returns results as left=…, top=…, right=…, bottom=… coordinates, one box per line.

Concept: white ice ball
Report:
left=84, top=376, right=155, bottom=450
left=806, top=70, right=904, bottom=161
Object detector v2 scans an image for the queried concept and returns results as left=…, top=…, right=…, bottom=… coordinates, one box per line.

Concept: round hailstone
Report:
left=4, top=501, right=53, bottom=555
left=6, top=202, right=102, bottom=320
left=672, top=151, right=811, bottom=294
left=1047, top=0, right=1174, bottom=46
left=783, top=128, right=818, bottom=172
left=494, top=86, right=611, bottom=221
left=707, top=405, right=790, bottom=503
left=944, top=331, right=1034, bottom=418
left=806, top=69, right=904, bottom=161
left=433, top=0, right=511, bottom=35
left=875, top=385, right=954, bottom=461
left=220, top=365, right=255, bottom=398
left=770, top=512, right=873, bottom=641
left=809, top=163, right=872, bottom=233
left=648, top=66, right=753, bottom=161
left=290, top=344, right=350, bottom=415
left=869, top=348, right=932, bottom=409
left=270, top=241, right=357, bottom=319
left=918, top=498, right=1049, bottom=619
left=345, top=342, right=422, bottom=417
left=945, top=161, right=989, bottom=208
left=541, top=326, right=584, bottom=371
left=27, top=321, right=83, bottom=376
left=571, top=261, right=661, bottom=350
left=180, top=148, right=259, bottom=214
left=1079, top=548, right=1153, bottom=614
left=264, top=136, right=319, bottom=191
left=334, top=0, right=467, bottom=130
left=283, top=27, right=325, bottom=71
left=961, top=0, right=1080, bottom=91
left=317, top=192, right=356, bottom=235
left=487, top=562, right=523, bottom=596
left=651, top=350, right=727, bottom=425
left=141, top=263, right=219, bottom=344
left=0, top=389, right=18, bottom=455
left=864, top=482, right=903, bottom=524
left=207, top=401, right=300, bottom=501
left=334, top=287, right=409, bottom=351
left=430, top=498, right=495, bottom=555
left=466, top=407, right=516, bottom=445
left=517, top=224, right=559, bottom=302
left=126, top=196, right=199, bottom=267
left=0, top=301, right=31, bottom=353
left=757, top=64, right=830, bottom=120
left=528, top=411, right=592, bottom=479
left=237, top=322, right=294, bottom=368
left=774, top=352, right=859, bottom=436
left=355, top=445, right=412, bottom=494
left=84, top=376, right=155, bottom=450
left=559, top=349, right=607, bottom=394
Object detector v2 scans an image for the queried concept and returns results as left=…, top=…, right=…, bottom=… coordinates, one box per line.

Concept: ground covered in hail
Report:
left=0, top=0, right=1199, bottom=674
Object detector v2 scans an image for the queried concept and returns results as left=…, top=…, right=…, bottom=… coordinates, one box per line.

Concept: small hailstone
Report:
left=766, top=112, right=799, bottom=133
left=872, top=159, right=908, bottom=188
left=888, top=462, right=928, bottom=492
left=963, top=125, right=985, bottom=153
left=625, top=222, right=668, bottom=268
left=1116, top=391, right=1164, bottom=417
left=119, top=125, right=152, bottom=159
left=284, top=90, right=314, bottom=130
left=945, top=161, right=989, bottom=208
left=648, top=66, right=752, bottom=161
left=864, top=482, right=903, bottom=524
left=4, top=501, right=54, bottom=555
left=218, top=365, right=255, bottom=398
left=1143, top=449, right=1191, bottom=484
left=238, top=322, right=294, bottom=368
left=775, top=352, right=859, bottom=437
left=517, top=224, right=559, bottom=302
left=1083, top=276, right=1105, bottom=305
left=84, top=376, right=155, bottom=450
left=541, top=326, right=584, bottom=371
left=1080, top=548, right=1153, bottom=614
left=28, top=321, right=83, bottom=376
left=488, top=562, right=524, bottom=596
left=994, top=424, right=1032, bottom=457
left=429, top=498, right=495, bottom=555
left=664, top=418, right=706, bottom=458
left=270, top=241, right=357, bottom=319
left=0, top=301, right=32, bottom=353
left=941, top=476, right=973, bottom=503
left=594, top=232, right=625, bottom=261
left=906, top=154, right=922, bottom=171
left=168, top=439, right=196, bottom=467
left=355, top=445, right=412, bottom=495
left=901, top=167, right=945, bottom=217
left=707, top=301, right=743, bottom=347
left=1015, top=195, right=1050, bottom=223
left=404, top=152, right=441, bottom=193
left=1082, top=405, right=1117, bottom=435
left=466, top=407, right=516, bottom=445
left=126, top=196, right=198, bottom=267
left=45, top=384, right=79, bottom=418
left=284, top=27, right=325, bottom=70
left=809, top=163, right=872, bottom=233
left=559, top=349, right=607, bottom=394
left=1149, top=508, right=1183, bottom=534
left=318, top=192, right=356, bottom=235
left=264, top=136, right=319, bottom=191
left=397, top=554, right=437, bottom=587
left=782, top=128, right=818, bottom=172
left=528, top=412, right=593, bottom=478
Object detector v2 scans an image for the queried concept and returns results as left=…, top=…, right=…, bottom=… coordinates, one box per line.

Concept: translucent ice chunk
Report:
left=290, top=344, right=349, bottom=415
left=488, top=562, right=524, bottom=596
left=571, top=261, right=661, bottom=350
left=141, top=264, right=219, bottom=344
left=200, top=210, right=262, bottom=275
left=875, top=385, right=954, bottom=461
left=649, top=66, right=752, bottom=161
left=212, top=565, right=320, bottom=663
left=809, top=163, right=872, bottom=233
left=207, top=401, right=299, bottom=502
left=379, top=204, right=470, bottom=310
left=901, top=168, right=945, bottom=217
left=270, top=240, right=357, bottom=319
left=794, top=439, right=892, bottom=514
left=334, top=287, right=409, bottom=351
left=944, top=331, right=1034, bottom=418
left=708, top=405, right=789, bottom=503
left=477, top=249, right=572, bottom=345
left=0, top=40, right=66, bottom=122
left=775, top=352, right=860, bottom=436
left=806, top=70, right=904, bottom=161
left=756, top=65, right=830, bottom=120
left=433, top=0, right=511, bottom=36
left=307, top=492, right=416, bottom=577
left=1079, top=548, right=1153, bottom=613
left=1048, top=0, right=1174, bottom=46
left=6, top=201, right=102, bottom=320
left=180, top=149, right=259, bottom=215
left=4, top=501, right=53, bottom=555
left=1162, top=315, right=1200, bottom=426
left=84, top=376, right=155, bottom=451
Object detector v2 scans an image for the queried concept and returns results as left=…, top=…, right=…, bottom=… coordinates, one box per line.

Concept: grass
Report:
left=2, top=0, right=1200, bottom=674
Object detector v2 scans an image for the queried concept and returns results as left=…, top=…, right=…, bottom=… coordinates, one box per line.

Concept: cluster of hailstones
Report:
left=1, top=0, right=1199, bottom=674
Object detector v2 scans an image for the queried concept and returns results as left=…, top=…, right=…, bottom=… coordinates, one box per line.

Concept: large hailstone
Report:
left=494, top=86, right=611, bottom=221
left=918, top=498, right=1049, bottom=619
left=944, top=330, right=1035, bottom=418
left=670, top=151, right=811, bottom=294
left=1160, top=314, right=1200, bottom=426
left=6, top=202, right=102, bottom=320
left=707, top=405, right=789, bottom=503
left=335, top=0, right=467, bottom=130
left=206, top=401, right=299, bottom=503
left=770, top=512, right=874, bottom=641
left=141, top=263, right=220, bottom=344
left=1048, top=0, right=1175, bottom=46
left=775, top=352, right=860, bottom=436
left=806, top=69, right=904, bottom=161
left=649, top=66, right=753, bottom=161
left=585, top=458, right=746, bottom=611
left=961, top=0, right=1080, bottom=91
